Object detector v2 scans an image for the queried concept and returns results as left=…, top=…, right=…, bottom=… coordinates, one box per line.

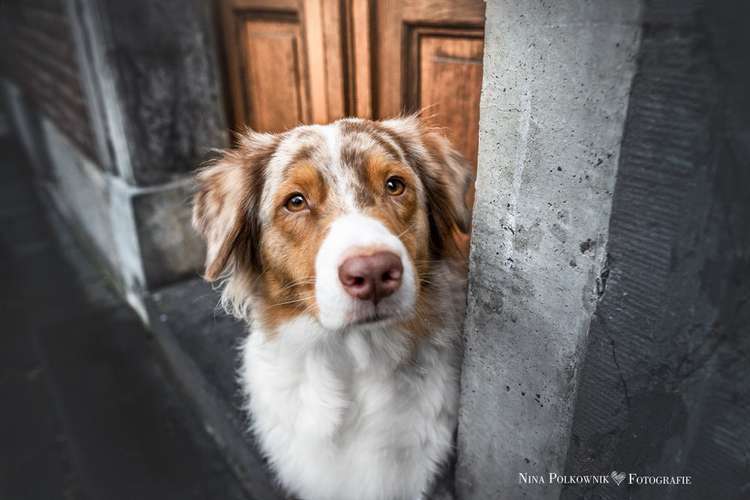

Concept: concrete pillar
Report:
left=456, top=1, right=642, bottom=499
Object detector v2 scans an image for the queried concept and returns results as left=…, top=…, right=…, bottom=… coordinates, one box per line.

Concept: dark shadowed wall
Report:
left=563, top=1, right=750, bottom=499
left=95, top=0, right=228, bottom=186
left=2, top=0, right=98, bottom=162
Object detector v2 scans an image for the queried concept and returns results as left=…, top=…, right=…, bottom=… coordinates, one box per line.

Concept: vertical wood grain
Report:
left=218, top=0, right=486, bottom=166
left=320, top=0, right=347, bottom=120
left=373, top=0, right=485, bottom=119
left=350, top=0, right=373, bottom=118
left=419, top=35, right=484, bottom=167
left=243, top=18, right=310, bottom=131
left=302, top=0, right=329, bottom=123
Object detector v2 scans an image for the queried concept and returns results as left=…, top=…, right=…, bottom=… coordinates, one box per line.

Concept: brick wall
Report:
left=1, top=0, right=98, bottom=162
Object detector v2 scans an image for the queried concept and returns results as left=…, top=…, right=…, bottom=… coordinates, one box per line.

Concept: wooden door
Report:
left=219, top=0, right=349, bottom=132
left=366, top=0, right=485, bottom=166
left=219, top=0, right=486, bottom=168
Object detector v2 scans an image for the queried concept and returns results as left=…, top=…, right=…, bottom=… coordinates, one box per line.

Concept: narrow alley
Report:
left=0, top=135, right=250, bottom=500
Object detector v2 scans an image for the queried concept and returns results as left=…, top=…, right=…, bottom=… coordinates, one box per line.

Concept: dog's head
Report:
left=193, top=116, right=472, bottom=333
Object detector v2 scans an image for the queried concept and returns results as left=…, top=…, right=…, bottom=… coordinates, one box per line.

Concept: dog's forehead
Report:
left=267, top=125, right=331, bottom=172
left=259, top=120, right=410, bottom=218
left=278, top=120, right=405, bottom=171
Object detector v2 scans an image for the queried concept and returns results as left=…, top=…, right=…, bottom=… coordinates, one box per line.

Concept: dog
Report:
left=192, top=115, right=472, bottom=500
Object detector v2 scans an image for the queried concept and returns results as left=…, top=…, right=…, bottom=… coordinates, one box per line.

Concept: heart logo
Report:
left=610, top=470, right=627, bottom=486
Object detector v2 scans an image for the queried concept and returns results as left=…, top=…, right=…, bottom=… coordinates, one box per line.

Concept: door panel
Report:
left=371, top=0, right=485, bottom=167
left=410, top=29, right=484, bottom=166
left=242, top=15, right=310, bottom=131
left=219, top=0, right=348, bottom=132
left=301, top=0, right=348, bottom=123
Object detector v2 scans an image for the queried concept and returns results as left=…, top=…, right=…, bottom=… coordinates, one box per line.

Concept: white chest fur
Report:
left=240, top=316, right=460, bottom=500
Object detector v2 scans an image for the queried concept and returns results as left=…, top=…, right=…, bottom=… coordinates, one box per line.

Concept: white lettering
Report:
left=519, top=473, right=545, bottom=484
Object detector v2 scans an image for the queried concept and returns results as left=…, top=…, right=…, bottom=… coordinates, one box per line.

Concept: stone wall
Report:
left=1, top=0, right=98, bottom=162
left=1, top=0, right=229, bottom=306
left=94, top=0, right=228, bottom=186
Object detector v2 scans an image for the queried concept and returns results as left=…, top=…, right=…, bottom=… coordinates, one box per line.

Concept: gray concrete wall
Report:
left=2, top=4, right=271, bottom=491
left=562, top=1, right=750, bottom=498
left=42, top=118, right=120, bottom=274
left=456, top=2, right=642, bottom=499
left=2, top=2, right=261, bottom=492
left=2, top=79, right=121, bottom=276
left=1, top=81, right=53, bottom=181
left=95, top=0, right=229, bottom=186
left=75, top=0, right=229, bottom=293
left=1, top=83, right=205, bottom=314
left=3, top=0, right=230, bottom=304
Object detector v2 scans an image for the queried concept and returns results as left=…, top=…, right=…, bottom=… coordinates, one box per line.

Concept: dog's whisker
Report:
left=396, top=223, right=417, bottom=239
left=267, top=295, right=316, bottom=309
left=276, top=278, right=316, bottom=292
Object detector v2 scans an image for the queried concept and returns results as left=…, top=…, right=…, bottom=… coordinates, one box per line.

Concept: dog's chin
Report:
left=317, top=305, right=414, bottom=332
left=350, top=312, right=396, bottom=328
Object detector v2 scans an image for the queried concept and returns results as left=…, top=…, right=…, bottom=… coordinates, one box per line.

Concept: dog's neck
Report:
left=250, top=314, right=418, bottom=366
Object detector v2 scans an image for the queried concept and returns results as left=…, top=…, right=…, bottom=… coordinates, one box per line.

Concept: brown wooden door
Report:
left=219, top=0, right=485, bottom=167
left=219, top=0, right=349, bottom=133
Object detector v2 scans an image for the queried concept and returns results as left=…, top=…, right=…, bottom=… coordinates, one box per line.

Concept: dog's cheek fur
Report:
left=361, top=156, right=426, bottom=262
left=256, top=224, right=325, bottom=331
left=191, top=132, right=279, bottom=324
left=255, top=166, right=337, bottom=331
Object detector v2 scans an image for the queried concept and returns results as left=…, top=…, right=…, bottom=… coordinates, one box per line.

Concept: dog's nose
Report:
left=338, top=251, right=403, bottom=303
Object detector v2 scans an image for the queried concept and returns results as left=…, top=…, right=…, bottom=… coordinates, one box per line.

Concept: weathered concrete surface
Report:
left=4, top=0, right=227, bottom=295
left=16, top=114, right=205, bottom=311
left=1, top=80, right=53, bottom=181
left=562, top=1, right=750, bottom=499
left=66, top=0, right=114, bottom=171
left=456, top=1, right=641, bottom=499
left=96, top=0, right=229, bottom=186
left=41, top=118, right=121, bottom=275
left=109, top=175, right=205, bottom=303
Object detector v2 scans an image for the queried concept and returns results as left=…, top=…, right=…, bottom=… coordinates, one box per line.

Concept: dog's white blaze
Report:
left=323, top=123, right=361, bottom=212
left=319, top=122, right=341, bottom=164
left=314, top=213, right=417, bottom=330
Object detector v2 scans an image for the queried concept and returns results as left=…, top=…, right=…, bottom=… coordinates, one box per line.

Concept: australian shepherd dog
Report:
left=192, top=116, right=472, bottom=500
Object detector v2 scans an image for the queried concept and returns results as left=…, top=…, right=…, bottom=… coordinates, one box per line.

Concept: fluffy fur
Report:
left=193, top=116, right=472, bottom=500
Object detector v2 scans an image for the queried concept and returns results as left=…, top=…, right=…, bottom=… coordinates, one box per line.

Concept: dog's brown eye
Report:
left=385, top=177, right=406, bottom=196
left=285, top=193, right=308, bottom=212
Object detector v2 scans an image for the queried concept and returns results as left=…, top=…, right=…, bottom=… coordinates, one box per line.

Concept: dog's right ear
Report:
left=192, top=132, right=278, bottom=282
